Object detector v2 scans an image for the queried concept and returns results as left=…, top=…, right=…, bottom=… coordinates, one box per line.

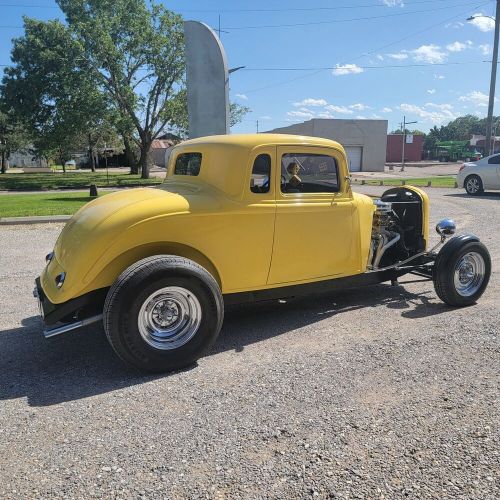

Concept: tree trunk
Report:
left=122, top=134, right=138, bottom=174
left=59, top=151, right=66, bottom=173
left=139, top=142, right=151, bottom=179
left=1, top=150, right=6, bottom=174
left=88, top=134, right=96, bottom=172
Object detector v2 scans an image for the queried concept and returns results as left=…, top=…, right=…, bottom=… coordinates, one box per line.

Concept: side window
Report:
left=174, top=152, right=202, bottom=176
left=250, top=154, right=271, bottom=193
left=488, top=154, right=500, bottom=164
left=281, top=153, right=339, bottom=193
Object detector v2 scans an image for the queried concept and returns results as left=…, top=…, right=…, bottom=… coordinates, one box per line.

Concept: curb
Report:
left=0, top=215, right=71, bottom=226
left=352, top=179, right=459, bottom=188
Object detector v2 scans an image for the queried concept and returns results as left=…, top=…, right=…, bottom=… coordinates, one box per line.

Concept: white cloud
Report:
left=259, top=115, right=272, bottom=120
left=287, top=110, right=314, bottom=119
left=479, top=44, right=492, bottom=55
left=293, top=98, right=327, bottom=107
left=376, top=54, right=384, bottom=61
left=427, top=89, right=436, bottom=94
left=434, top=74, right=445, bottom=79
left=332, top=63, right=364, bottom=76
left=235, top=93, right=248, bottom=100
left=425, top=103, right=453, bottom=111
left=399, top=103, right=456, bottom=124
left=355, top=115, right=366, bottom=120
left=411, top=44, right=447, bottom=63
left=317, top=112, right=334, bottom=119
left=381, top=107, right=393, bottom=113
left=383, top=0, right=404, bottom=6
left=446, top=40, right=473, bottom=52
left=325, top=104, right=353, bottom=114
left=459, top=90, right=490, bottom=107
left=387, top=52, right=408, bottom=60
left=349, top=103, right=370, bottom=111
left=469, top=13, right=495, bottom=32
left=445, top=21, right=464, bottom=29
left=371, top=114, right=383, bottom=119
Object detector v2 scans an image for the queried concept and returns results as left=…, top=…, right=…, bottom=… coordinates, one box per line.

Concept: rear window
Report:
left=174, top=153, right=202, bottom=176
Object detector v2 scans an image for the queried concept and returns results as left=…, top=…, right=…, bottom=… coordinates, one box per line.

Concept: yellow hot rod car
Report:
left=35, top=134, right=491, bottom=372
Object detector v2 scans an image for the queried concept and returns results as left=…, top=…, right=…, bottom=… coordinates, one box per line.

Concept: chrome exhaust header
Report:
left=43, top=314, right=103, bottom=339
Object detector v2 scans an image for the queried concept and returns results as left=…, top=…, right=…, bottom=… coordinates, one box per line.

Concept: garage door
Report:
left=345, top=146, right=362, bottom=172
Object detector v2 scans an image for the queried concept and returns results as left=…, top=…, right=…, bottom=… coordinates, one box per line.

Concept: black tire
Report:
left=103, top=255, right=224, bottom=373
left=464, top=174, right=484, bottom=195
left=433, top=241, right=491, bottom=306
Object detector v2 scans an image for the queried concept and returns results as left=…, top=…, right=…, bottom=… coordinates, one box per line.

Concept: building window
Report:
left=174, top=153, right=202, bottom=176
left=250, top=154, right=271, bottom=193
left=281, top=153, right=339, bottom=193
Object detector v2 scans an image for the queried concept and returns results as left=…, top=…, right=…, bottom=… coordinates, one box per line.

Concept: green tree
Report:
left=229, top=102, right=251, bottom=128
left=167, top=89, right=251, bottom=139
left=1, top=18, right=113, bottom=172
left=57, top=0, right=186, bottom=179
left=0, top=108, right=29, bottom=174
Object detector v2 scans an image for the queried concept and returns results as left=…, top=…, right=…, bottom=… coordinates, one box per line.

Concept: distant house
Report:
left=8, top=149, right=48, bottom=169
left=469, top=134, right=500, bottom=155
left=151, top=133, right=182, bottom=168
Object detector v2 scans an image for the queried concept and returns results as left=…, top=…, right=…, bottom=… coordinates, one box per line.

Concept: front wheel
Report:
left=103, top=255, right=224, bottom=373
left=433, top=241, right=491, bottom=306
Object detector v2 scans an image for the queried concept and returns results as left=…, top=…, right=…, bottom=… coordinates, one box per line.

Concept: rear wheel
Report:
left=103, top=255, right=223, bottom=373
left=464, top=174, right=483, bottom=195
left=433, top=241, right=491, bottom=306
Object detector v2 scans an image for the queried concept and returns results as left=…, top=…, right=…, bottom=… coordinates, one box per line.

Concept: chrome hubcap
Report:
left=138, top=286, right=202, bottom=350
left=453, top=252, right=485, bottom=297
left=466, top=178, right=479, bottom=193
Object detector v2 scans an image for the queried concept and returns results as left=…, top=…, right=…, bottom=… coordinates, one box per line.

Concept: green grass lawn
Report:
left=354, top=176, right=456, bottom=187
left=0, top=191, right=114, bottom=217
left=0, top=171, right=162, bottom=191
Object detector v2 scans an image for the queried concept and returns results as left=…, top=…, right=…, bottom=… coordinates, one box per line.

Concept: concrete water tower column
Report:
left=184, top=21, right=230, bottom=139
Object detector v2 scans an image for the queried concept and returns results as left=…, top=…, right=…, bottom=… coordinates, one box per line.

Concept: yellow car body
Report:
left=35, top=133, right=492, bottom=372
left=40, top=133, right=429, bottom=307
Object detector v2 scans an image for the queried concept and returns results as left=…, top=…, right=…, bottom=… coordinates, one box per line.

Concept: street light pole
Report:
left=486, top=1, right=500, bottom=156
left=400, top=116, right=417, bottom=172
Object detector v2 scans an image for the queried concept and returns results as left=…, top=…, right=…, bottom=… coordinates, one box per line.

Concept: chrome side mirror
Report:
left=436, top=219, right=456, bottom=237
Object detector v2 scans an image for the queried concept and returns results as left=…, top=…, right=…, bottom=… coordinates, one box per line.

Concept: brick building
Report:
left=386, top=134, right=424, bottom=162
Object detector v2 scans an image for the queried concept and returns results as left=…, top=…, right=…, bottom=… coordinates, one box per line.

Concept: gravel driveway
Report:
left=0, top=187, right=498, bottom=499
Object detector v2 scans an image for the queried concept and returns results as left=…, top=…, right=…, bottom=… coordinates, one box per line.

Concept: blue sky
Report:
left=0, top=0, right=498, bottom=133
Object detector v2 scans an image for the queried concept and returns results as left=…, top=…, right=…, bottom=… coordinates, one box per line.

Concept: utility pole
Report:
left=256, top=120, right=259, bottom=133
left=400, top=116, right=417, bottom=172
left=468, top=4, right=500, bottom=156
left=486, top=1, right=500, bottom=156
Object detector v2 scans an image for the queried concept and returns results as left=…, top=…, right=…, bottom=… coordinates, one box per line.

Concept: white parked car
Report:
left=457, top=153, right=500, bottom=195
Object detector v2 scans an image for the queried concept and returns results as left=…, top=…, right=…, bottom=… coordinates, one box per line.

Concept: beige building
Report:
left=267, top=118, right=388, bottom=172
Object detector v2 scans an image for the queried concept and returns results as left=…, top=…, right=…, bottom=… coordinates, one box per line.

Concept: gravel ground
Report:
left=0, top=187, right=498, bottom=499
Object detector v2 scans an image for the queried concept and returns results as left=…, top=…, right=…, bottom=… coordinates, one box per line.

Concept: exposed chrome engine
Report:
left=368, top=199, right=402, bottom=270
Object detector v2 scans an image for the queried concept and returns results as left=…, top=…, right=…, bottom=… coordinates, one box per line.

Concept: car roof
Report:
left=179, top=133, right=344, bottom=151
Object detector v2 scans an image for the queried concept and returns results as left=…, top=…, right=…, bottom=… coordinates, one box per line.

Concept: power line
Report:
left=239, top=1, right=491, bottom=93
left=240, top=61, right=497, bottom=71
left=0, top=3, right=58, bottom=7
left=221, top=2, right=483, bottom=30
left=171, top=0, right=473, bottom=14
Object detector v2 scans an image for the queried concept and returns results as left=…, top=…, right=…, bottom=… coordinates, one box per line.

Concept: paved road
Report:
left=0, top=187, right=498, bottom=499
